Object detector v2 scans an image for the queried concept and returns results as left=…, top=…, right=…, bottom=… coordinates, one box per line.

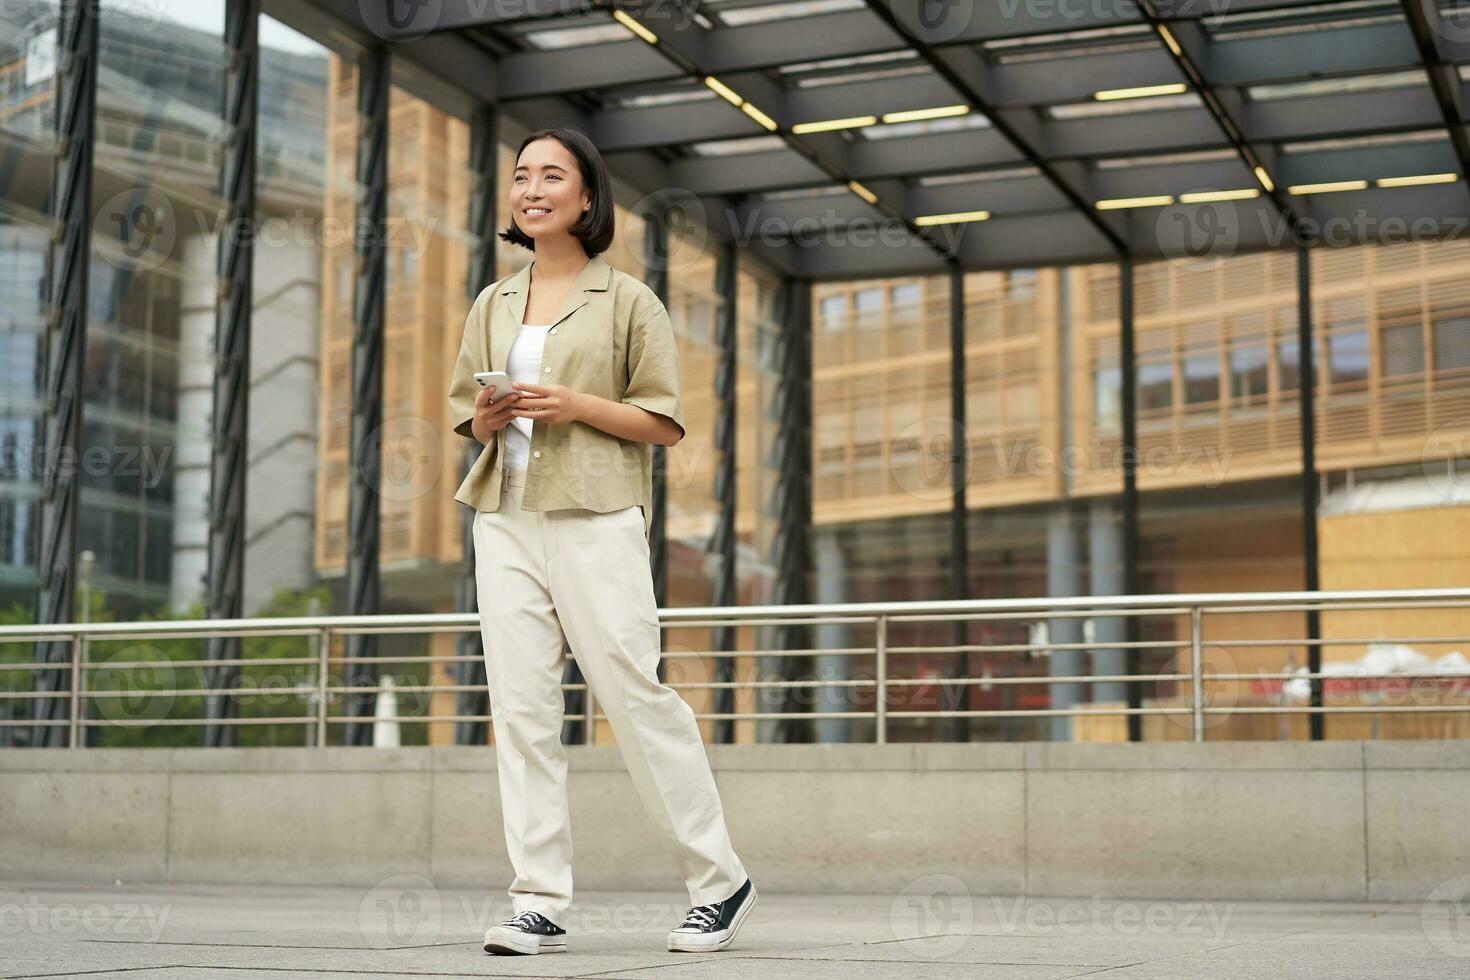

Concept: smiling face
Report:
left=511, top=137, right=591, bottom=243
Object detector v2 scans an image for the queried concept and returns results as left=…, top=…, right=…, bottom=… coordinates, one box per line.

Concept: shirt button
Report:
left=533, top=451, right=542, bottom=459
left=543, top=366, right=551, bottom=373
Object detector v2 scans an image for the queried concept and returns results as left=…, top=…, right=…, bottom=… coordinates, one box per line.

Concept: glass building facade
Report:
left=2, top=1, right=1468, bottom=745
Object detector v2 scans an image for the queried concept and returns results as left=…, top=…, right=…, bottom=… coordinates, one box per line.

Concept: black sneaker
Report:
left=667, top=878, right=757, bottom=952
left=482, top=910, right=567, bottom=955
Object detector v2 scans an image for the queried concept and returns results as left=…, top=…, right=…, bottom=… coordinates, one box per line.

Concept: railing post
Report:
left=1190, top=606, right=1204, bottom=743
left=69, top=634, right=83, bottom=749
left=584, top=687, right=595, bottom=745
left=316, top=628, right=330, bottom=748
left=875, top=615, right=888, bottom=744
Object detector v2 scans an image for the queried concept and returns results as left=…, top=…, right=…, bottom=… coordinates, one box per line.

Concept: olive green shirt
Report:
left=447, top=253, right=686, bottom=538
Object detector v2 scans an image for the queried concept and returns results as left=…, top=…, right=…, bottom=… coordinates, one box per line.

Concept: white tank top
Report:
left=503, top=322, right=552, bottom=469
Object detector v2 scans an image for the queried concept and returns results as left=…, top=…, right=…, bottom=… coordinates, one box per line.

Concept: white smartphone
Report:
left=473, top=370, right=514, bottom=400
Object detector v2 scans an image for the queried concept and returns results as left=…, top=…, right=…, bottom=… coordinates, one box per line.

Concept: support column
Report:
left=342, top=45, right=388, bottom=747
left=709, top=241, right=738, bottom=744
left=1089, top=497, right=1127, bottom=704
left=1297, top=243, right=1323, bottom=739
left=760, top=275, right=813, bottom=744
left=641, top=207, right=670, bottom=652
left=30, top=2, right=98, bottom=749
left=1046, top=504, right=1085, bottom=742
left=1119, top=255, right=1142, bottom=741
left=202, top=0, right=260, bottom=747
left=455, top=105, right=495, bottom=747
left=812, top=528, right=851, bottom=743
left=943, top=264, right=971, bottom=742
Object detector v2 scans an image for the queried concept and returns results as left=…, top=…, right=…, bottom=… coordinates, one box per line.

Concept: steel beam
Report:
left=30, top=0, right=98, bottom=749
left=202, top=0, right=261, bottom=748
left=342, top=45, right=389, bottom=747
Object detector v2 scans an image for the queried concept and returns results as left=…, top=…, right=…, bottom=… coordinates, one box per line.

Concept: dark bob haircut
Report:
left=498, top=127, right=615, bottom=258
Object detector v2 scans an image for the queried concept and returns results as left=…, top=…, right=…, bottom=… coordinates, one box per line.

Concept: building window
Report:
left=1181, top=346, right=1219, bottom=405
left=1005, top=269, right=1036, bottom=300
left=819, top=294, right=847, bottom=333
left=890, top=281, right=920, bottom=323
left=1093, top=363, right=1120, bottom=430
left=1228, top=341, right=1268, bottom=404
left=1326, top=329, right=1368, bottom=388
left=1433, top=313, right=1470, bottom=372
left=1137, top=359, right=1173, bottom=412
left=1380, top=322, right=1424, bottom=378
left=854, top=287, right=882, bottom=328
left=682, top=298, right=713, bottom=343
left=1277, top=336, right=1300, bottom=393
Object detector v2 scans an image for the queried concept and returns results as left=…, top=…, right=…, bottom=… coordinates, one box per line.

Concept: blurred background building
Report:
left=1, top=1, right=1467, bottom=746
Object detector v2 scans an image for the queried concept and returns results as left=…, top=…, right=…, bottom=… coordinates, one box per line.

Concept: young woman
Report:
left=446, top=127, right=756, bottom=957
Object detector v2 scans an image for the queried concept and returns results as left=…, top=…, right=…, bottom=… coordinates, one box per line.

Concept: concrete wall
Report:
left=2, top=741, right=1466, bottom=902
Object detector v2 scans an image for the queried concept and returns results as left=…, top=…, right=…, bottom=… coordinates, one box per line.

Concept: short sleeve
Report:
left=447, top=288, right=490, bottom=440
left=622, top=299, right=686, bottom=441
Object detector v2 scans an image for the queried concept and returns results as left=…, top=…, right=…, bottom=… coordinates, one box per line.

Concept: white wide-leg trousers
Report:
left=472, top=464, right=747, bottom=925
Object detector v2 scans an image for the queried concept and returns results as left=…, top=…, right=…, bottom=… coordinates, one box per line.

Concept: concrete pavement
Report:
left=2, top=879, right=1467, bottom=979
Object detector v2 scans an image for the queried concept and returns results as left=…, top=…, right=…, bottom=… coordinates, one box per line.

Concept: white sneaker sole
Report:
left=482, top=927, right=566, bottom=955
left=667, top=885, right=757, bottom=952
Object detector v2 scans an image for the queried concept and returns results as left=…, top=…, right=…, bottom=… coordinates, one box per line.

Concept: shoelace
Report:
left=501, top=910, right=542, bottom=930
left=680, top=903, right=720, bottom=929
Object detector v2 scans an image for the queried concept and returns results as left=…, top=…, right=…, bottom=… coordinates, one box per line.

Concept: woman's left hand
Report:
left=509, top=382, right=585, bottom=425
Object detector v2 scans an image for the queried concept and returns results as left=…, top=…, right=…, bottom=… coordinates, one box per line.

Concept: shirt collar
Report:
left=498, top=253, right=611, bottom=297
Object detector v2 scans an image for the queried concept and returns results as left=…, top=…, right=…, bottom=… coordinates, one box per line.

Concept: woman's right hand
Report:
left=471, top=385, right=520, bottom=444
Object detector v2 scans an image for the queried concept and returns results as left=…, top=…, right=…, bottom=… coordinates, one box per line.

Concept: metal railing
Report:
left=2, top=587, right=1469, bottom=747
